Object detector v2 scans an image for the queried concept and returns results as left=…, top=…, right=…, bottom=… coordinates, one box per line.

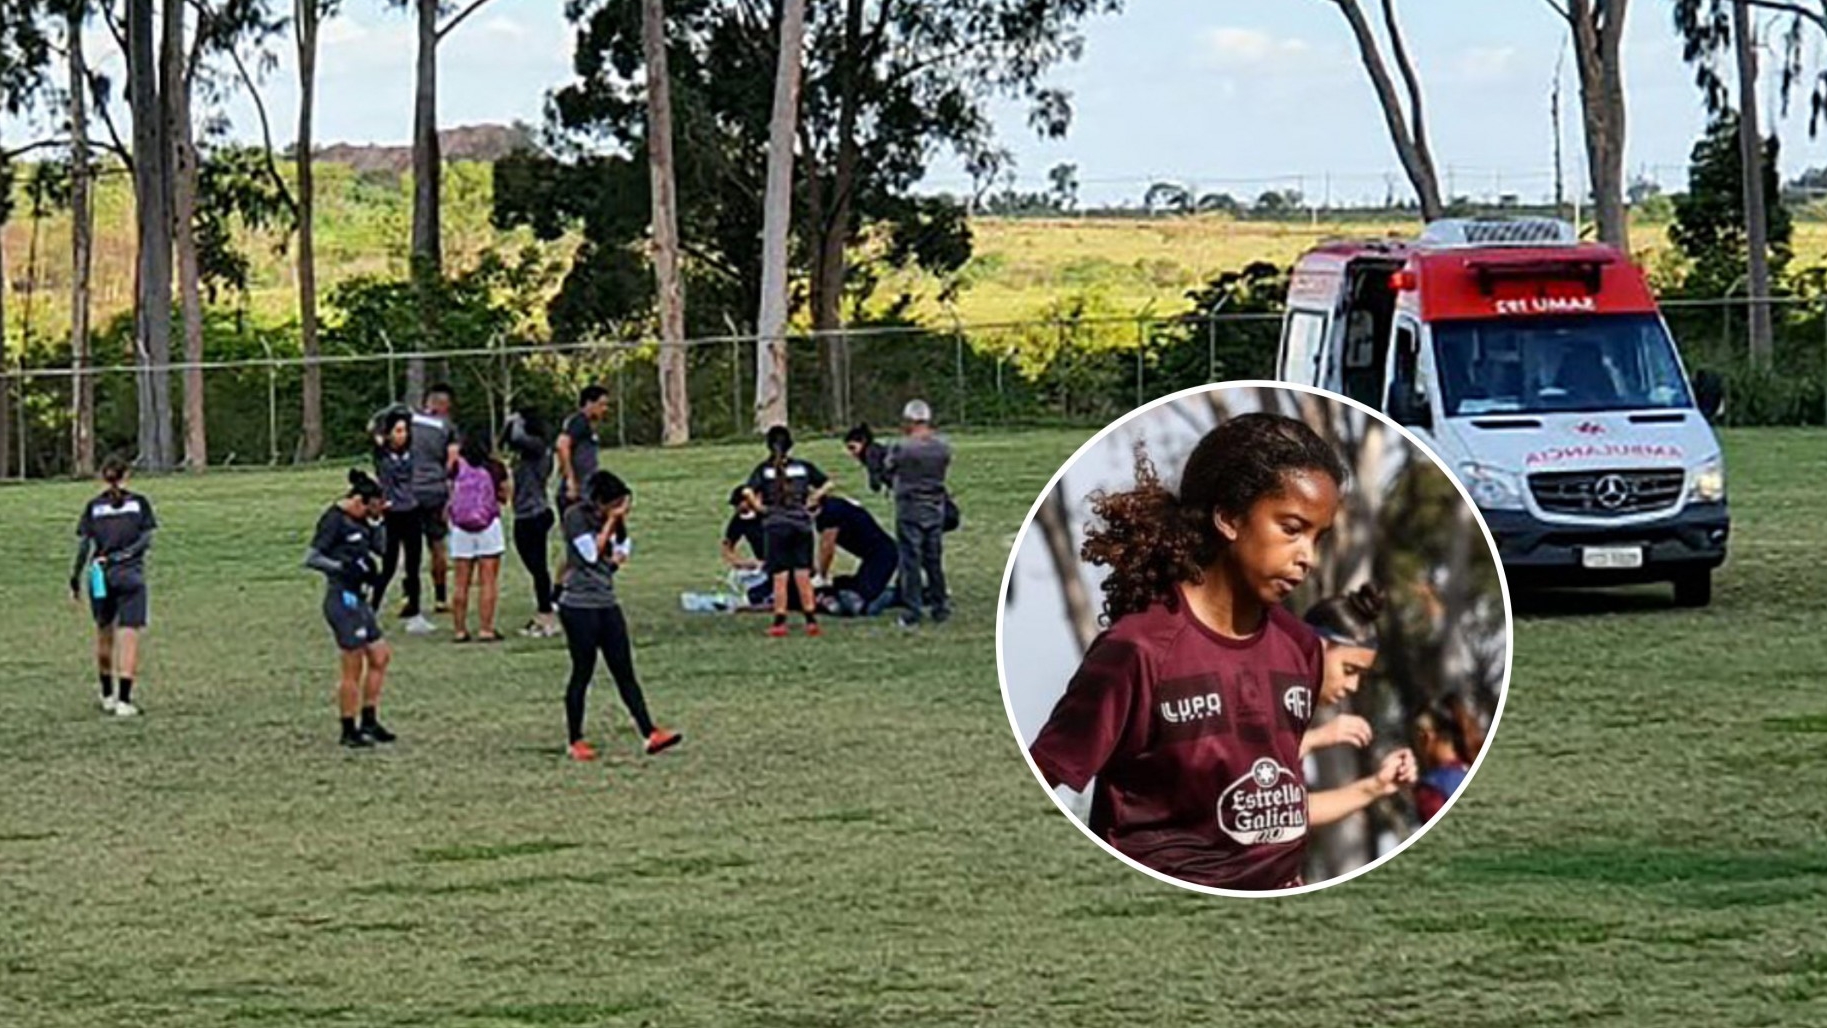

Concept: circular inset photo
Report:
left=997, top=382, right=1512, bottom=896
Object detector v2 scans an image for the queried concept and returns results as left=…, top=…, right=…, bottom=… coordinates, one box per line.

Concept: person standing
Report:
left=407, top=384, right=460, bottom=629
left=370, top=410, right=422, bottom=620
left=555, top=385, right=611, bottom=511
left=885, top=400, right=953, bottom=627
left=304, top=470, right=396, bottom=748
left=558, top=470, right=682, bottom=761
left=504, top=408, right=559, bottom=638
left=447, top=436, right=511, bottom=643
left=70, top=456, right=157, bottom=717
left=744, top=426, right=831, bottom=638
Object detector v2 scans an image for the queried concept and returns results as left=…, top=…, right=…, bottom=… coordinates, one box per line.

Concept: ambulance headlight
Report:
left=1688, top=457, right=1726, bottom=503
left=1459, top=463, right=1525, bottom=510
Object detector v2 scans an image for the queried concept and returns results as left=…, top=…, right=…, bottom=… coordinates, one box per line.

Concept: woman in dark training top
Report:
left=558, top=470, right=682, bottom=762
left=70, top=455, right=158, bottom=717
left=1027, top=413, right=1411, bottom=892
left=304, top=470, right=397, bottom=748
left=744, top=425, right=831, bottom=638
left=370, top=409, right=422, bottom=623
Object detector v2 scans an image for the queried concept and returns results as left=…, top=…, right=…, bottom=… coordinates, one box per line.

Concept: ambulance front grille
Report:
left=1528, top=469, right=1685, bottom=516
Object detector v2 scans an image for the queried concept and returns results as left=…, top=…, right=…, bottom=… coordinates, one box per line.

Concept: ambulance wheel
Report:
left=1672, top=570, right=1712, bottom=608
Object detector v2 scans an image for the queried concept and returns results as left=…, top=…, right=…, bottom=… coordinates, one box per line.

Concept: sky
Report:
left=9, top=0, right=1827, bottom=206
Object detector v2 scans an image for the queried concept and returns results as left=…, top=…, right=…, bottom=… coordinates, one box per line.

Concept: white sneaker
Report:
left=405, top=615, right=437, bottom=635
left=112, top=701, right=140, bottom=718
left=100, top=694, right=119, bottom=714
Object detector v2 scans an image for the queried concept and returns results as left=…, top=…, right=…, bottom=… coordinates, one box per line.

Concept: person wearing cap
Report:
left=885, top=399, right=953, bottom=627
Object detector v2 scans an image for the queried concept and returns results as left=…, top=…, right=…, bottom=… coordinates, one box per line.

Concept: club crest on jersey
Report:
left=1282, top=686, right=1311, bottom=722
left=1218, top=758, right=1308, bottom=846
left=1160, top=692, right=1222, bottom=724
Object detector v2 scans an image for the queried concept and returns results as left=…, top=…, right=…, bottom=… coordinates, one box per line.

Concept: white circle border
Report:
left=992, top=379, right=1516, bottom=900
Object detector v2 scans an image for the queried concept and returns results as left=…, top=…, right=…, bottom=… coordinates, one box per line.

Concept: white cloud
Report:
left=1206, top=27, right=1312, bottom=67
left=481, top=16, right=529, bottom=40
left=319, top=16, right=372, bottom=48
left=1454, top=46, right=1518, bottom=82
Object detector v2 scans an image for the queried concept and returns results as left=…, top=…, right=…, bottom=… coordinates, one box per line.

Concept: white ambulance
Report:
left=1277, top=218, right=1728, bottom=606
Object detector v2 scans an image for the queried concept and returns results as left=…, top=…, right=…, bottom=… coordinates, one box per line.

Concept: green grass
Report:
left=4, top=427, right=1827, bottom=1026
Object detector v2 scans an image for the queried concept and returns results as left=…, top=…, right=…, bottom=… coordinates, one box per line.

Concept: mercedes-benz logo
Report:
left=1594, top=474, right=1631, bottom=509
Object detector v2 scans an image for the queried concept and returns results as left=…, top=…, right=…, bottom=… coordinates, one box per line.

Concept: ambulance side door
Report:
left=1277, top=308, right=1329, bottom=386
left=1382, top=315, right=1436, bottom=439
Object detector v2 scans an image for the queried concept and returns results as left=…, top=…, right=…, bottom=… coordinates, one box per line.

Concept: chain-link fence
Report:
left=0, top=296, right=1821, bottom=481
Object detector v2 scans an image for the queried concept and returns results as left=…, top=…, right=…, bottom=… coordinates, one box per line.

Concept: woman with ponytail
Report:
left=558, top=470, right=682, bottom=762
left=303, top=470, right=396, bottom=748
left=743, top=425, right=832, bottom=638
left=1028, top=412, right=1400, bottom=890
left=1298, top=582, right=1421, bottom=827
left=70, top=455, right=158, bottom=717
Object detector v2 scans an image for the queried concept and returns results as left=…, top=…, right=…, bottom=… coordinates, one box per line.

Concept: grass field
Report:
left=4, top=428, right=1827, bottom=1027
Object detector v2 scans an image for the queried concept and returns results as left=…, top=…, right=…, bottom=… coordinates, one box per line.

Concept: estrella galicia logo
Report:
left=1218, top=758, right=1308, bottom=845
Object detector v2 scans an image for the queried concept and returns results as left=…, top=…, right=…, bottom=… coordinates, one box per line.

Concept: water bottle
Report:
left=89, top=561, right=107, bottom=600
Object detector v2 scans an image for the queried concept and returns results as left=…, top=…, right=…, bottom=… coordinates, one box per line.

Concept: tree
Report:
left=1547, top=0, right=1631, bottom=248
left=1670, top=113, right=1791, bottom=301
left=756, top=0, right=809, bottom=432
left=1322, top=0, right=1444, bottom=219
left=537, top=0, right=1116, bottom=426
left=1047, top=161, right=1078, bottom=212
left=64, top=0, right=96, bottom=475
left=640, top=0, right=691, bottom=444
left=1196, top=191, right=1240, bottom=215
left=0, top=0, right=53, bottom=478
left=127, top=0, right=176, bottom=469
left=1143, top=180, right=1190, bottom=214
left=395, top=0, right=502, bottom=400
left=1675, top=0, right=1778, bottom=365
left=295, top=0, right=338, bottom=459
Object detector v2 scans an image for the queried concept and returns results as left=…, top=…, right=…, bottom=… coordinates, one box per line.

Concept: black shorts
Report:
left=91, top=582, right=149, bottom=630
left=763, top=521, right=814, bottom=575
left=324, top=589, right=385, bottom=651
left=415, top=497, right=450, bottom=542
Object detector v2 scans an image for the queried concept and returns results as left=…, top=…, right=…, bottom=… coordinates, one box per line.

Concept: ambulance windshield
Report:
left=1433, top=314, right=1694, bottom=416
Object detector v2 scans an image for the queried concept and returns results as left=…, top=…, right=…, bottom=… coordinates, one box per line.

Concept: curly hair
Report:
left=1305, top=582, right=1387, bottom=648
left=1081, top=412, right=1348, bottom=625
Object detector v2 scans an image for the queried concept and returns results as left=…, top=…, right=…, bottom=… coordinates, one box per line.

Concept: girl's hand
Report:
left=1316, top=715, right=1373, bottom=750
left=1374, top=749, right=1419, bottom=795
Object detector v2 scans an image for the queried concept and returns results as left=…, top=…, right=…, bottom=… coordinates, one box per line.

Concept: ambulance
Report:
left=1276, top=218, right=1728, bottom=606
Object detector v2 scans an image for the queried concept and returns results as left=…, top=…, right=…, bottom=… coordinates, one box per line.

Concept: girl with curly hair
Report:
left=1028, top=412, right=1413, bottom=891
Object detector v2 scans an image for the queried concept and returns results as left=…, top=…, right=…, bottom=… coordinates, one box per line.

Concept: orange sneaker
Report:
left=767, top=623, right=789, bottom=638
left=805, top=622, right=823, bottom=637
left=645, top=728, right=683, bottom=756
left=567, top=740, right=599, bottom=762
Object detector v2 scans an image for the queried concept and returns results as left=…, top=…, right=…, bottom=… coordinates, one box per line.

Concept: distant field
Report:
left=8, top=165, right=1827, bottom=344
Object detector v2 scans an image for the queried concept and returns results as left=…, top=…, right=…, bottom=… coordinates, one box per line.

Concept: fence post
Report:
left=261, top=335, right=279, bottom=466
left=954, top=325, right=967, bottom=427
left=731, top=335, right=741, bottom=438
left=1136, top=315, right=1146, bottom=410
left=380, top=328, right=398, bottom=403
left=616, top=348, right=628, bottom=448
left=1207, top=312, right=1217, bottom=382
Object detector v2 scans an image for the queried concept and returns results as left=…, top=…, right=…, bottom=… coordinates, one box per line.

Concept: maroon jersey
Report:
left=1029, top=593, right=1324, bottom=890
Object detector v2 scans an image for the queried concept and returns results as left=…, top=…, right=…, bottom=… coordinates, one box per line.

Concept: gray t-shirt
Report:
left=409, top=410, right=458, bottom=502
left=559, top=411, right=601, bottom=504
left=886, top=434, right=952, bottom=523
left=374, top=449, right=418, bottom=512
left=559, top=502, right=619, bottom=609
left=504, top=417, right=552, bottom=520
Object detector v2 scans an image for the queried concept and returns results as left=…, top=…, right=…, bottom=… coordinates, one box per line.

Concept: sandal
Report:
left=453, top=632, right=472, bottom=644
left=477, top=632, right=503, bottom=644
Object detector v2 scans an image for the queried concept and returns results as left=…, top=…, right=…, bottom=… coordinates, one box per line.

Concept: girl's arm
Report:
left=1308, top=749, right=1418, bottom=827
left=70, top=535, right=94, bottom=595
left=721, top=538, right=758, bottom=570
left=1299, top=714, right=1372, bottom=758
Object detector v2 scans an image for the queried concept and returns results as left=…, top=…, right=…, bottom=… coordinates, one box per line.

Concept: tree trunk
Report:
left=1329, top=0, right=1444, bottom=219
left=755, top=0, right=808, bottom=432
left=1566, top=0, right=1630, bottom=248
left=1734, top=0, right=1773, bottom=368
left=172, top=28, right=207, bottom=472
left=70, top=12, right=96, bottom=477
left=409, top=0, right=442, bottom=401
left=642, top=0, right=691, bottom=446
left=1036, top=487, right=1096, bottom=652
left=130, top=0, right=175, bottom=469
left=811, top=0, right=865, bottom=427
left=297, top=1, right=323, bottom=459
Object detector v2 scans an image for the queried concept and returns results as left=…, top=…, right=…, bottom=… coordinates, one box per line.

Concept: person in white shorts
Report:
left=446, top=435, right=512, bottom=642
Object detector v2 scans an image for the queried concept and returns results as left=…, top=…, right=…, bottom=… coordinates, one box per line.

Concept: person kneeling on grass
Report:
left=447, top=435, right=512, bottom=643
left=304, top=470, right=396, bottom=749
left=560, top=470, right=682, bottom=763
left=745, top=425, right=832, bottom=638
left=812, top=494, right=900, bottom=617
left=70, top=455, right=158, bottom=717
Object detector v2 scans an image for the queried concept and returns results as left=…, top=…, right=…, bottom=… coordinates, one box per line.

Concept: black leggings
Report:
left=513, top=510, right=555, bottom=615
left=560, top=604, right=655, bottom=743
left=374, top=509, right=424, bottom=616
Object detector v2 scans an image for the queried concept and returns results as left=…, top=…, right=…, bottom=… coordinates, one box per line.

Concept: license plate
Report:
left=1582, top=546, right=1644, bottom=569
